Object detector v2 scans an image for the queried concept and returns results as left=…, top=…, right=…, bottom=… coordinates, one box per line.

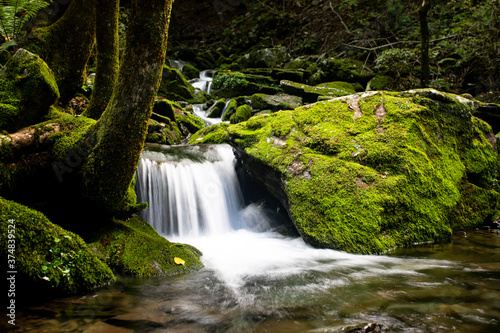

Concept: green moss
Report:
left=230, top=104, right=252, bottom=124
left=320, top=58, right=374, bottom=85
left=0, top=197, right=114, bottom=295
left=175, top=110, right=205, bottom=134
left=215, top=90, right=499, bottom=253
left=0, top=49, right=59, bottom=132
left=49, top=115, right=95, bottom=158
left=157, top=65, right=195, bottom=101
left=189, top=123, right=230, bottom=144
left=221, top=99, right=238, bottom=121
left=146, top=118, right=182, bottom=145
left=153, top=100, right=177, bottom=121
left=207, top=99, right=227, bottom=118
left=88, top=215, right=203, bottom=276
left=182, top=64, right=200, bottom=79
left=212, top=70, right=248, bottom=97
left=280, top=80, right=356, bottom=103
left=368, top=75, right=393, bottom=91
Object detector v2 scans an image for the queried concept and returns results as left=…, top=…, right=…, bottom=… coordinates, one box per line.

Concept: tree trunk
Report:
left=82, top=0, right=174, bottom=216
left=419, top=0, right=431, bottom=88
left=27, top=0, right=96, bottom=104
left=83, top=0, right=120, bottom=120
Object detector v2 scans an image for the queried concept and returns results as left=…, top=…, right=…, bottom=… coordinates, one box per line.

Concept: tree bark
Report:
left=419, top=0, right=431, bottom=88
left=27, top=0, right=96, bottom=104
left=83, top=0, right=120, bottom=120
left=82, top=0, right=174, bottom=216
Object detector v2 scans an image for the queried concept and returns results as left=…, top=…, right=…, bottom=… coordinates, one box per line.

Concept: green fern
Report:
left=0, top=0, right=49, bottom=41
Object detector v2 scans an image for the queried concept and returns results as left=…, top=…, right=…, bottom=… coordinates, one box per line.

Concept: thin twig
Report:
left=344, top=35, right=458, bottom=52
left=329, top=1, right=352, bottom=35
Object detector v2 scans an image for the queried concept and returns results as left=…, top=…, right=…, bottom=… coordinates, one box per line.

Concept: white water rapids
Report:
left=135, top=144, right=459, bottom=306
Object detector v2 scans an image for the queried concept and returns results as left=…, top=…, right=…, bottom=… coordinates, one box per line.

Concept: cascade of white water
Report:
left=190, top=69, right=215, bottom=93
left=136, top=145, right=251, bottom=237
left=192, top=104, right=224, bottom=125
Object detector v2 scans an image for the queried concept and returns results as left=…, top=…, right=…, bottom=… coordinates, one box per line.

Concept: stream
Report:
left=6, top=145, right=500, bottom=333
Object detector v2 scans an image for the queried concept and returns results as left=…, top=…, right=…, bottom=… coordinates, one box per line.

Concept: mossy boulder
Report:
left=280, top=80, right=356, bottom=103
left=157, top=65, right=195, bottom=101
left=207, top=98, right=227, bottom=118
left=221, top=99, right=238, bottom=121
left=319, top=58, right=374, bottom=86
left=230, top=104, right=252, bottom=124
left=146, top=117, right=182, bottom=145
left=174, top=109, right=205, bottom=136
left=151, top=99, right=204, bottom=140
left=238, top=47, right=289, bottom=69
left=251, top=93, right=302, bottom=112
left=0, top=197, right=114, bottom=296
left=367, top=75, right=393, bottom=91
left=212, top=70, right=281, bottom=98
left=0, top=49, right=60, bottom=132
left=182, top=63, right=200, bottom=80
left=192, top=89, right=499, bottom=254
left=153, top=99, right=177, bottom=121
left=242, top=68, right=305, bottom=83
left=87, top=215, right=203, bottom=276
left=189, top=123, right=230, bottom=144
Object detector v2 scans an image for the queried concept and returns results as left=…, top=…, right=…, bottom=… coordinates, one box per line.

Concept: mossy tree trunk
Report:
left=419, top=0, right=431, bottom=88
left=27, top=0, right=96, bottom=104
left=83, top=0, right=120, bottom=120
left=82, top=0, right=174, bottom=216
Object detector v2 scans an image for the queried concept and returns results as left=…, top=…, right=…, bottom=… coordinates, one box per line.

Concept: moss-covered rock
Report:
left=146, top=117, right=182, bottom=145
left=212, top=70, right=281, bottom=98
left=207, top=98, right=227, bottom=118
left=87, top=215, right=203, bottom=276
left=367, top=75, right=393, bottom=91
left=280, top=80, right=356, bottom=103
left=0, top=197, right=114, bottom=295
left=150, top=99, right=203, bottom=141
left=221, top=99, right=238, bottom=121
left=230, top=104, right=252, bottom=124
left=182, top=63, right=200, bottom=80
left=251, top=93, right=302, bottom=112
left=153, top=99, right=177, bottom=121
left=0, top=49, right=59, bottom=132
left=319, top=58, right=374, bottom=86
left=157, top=65, right=195, bottom=101
left=175, top=109, right=205, bottom=136
left=189, top=123, right=230, bottom=144
left=192, top=89, right=500, bottom=254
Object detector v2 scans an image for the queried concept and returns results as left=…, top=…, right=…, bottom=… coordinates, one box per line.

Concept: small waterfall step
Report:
left=136, top=144, right=273, bottom=237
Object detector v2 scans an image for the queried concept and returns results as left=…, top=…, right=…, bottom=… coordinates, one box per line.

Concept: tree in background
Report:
left=419, top=0, right=431, bottom=88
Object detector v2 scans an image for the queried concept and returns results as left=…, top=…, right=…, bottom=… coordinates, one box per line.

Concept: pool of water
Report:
left=4, top=229, right=500, bottom=333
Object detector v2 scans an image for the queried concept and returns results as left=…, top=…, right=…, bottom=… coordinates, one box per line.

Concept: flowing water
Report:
left=7, top=144, right=500, bottom=333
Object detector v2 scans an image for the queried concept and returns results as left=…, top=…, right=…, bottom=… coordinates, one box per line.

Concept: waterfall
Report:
left=136, top=144, right=271, bottom=237
left=190, top=69, right=215, bottom=94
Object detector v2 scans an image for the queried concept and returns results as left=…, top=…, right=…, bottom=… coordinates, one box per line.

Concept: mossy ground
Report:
left=0, top=197, right=114, bottom=296
left=87, top=215, right=203, bottom=276
left=192, top=90, right=499, bottom=253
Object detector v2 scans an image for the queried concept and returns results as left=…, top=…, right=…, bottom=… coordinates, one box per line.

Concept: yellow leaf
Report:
left=174, top=257, right=185, bottom=265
